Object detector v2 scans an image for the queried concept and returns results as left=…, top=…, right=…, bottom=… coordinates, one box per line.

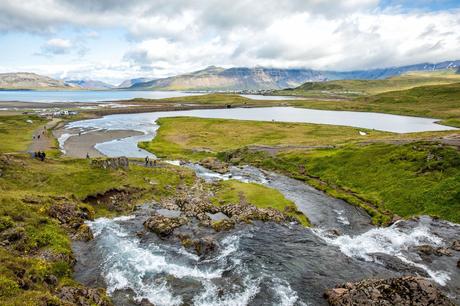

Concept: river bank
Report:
left=2, top=107, right=459, bottom=305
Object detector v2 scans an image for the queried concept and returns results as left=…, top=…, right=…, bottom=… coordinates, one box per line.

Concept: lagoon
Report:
left=64, top=106, right=456, bottom=158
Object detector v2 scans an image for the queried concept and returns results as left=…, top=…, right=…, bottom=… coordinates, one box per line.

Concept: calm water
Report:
left=0, top=90, right=299, bottom=103
left=63, top=107, right=456, bottom=157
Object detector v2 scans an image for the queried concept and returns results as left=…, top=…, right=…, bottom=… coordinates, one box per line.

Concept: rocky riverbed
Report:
left=72, top=163, right=460, bottom=305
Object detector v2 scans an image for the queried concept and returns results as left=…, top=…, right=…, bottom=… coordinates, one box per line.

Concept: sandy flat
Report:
left=54, top=129, right=143, bottom=158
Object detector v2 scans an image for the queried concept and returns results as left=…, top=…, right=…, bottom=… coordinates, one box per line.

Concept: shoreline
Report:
left=54, top=128, right=143, bottom=158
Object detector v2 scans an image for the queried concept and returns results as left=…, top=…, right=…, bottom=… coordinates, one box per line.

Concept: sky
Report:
left=0, top=0, right=459, bottom=85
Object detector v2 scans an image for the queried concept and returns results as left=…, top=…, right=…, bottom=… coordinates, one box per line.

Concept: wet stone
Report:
left=324, top=276, right=455, bottom=306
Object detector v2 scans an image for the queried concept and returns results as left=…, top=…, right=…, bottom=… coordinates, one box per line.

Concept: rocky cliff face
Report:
left=0, top=72, right=72, bottom=90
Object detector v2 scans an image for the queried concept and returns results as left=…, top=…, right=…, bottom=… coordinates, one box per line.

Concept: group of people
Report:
left=145, top=156, right=157, bottom=167
left=33, top=151, right=46, bottom=161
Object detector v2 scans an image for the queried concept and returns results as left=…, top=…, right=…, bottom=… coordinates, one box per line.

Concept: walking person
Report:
left=145, top=156, right=149, bottom=166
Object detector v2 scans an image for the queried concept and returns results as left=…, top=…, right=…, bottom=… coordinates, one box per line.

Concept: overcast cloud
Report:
left=0, top=0, right=459, bottom=83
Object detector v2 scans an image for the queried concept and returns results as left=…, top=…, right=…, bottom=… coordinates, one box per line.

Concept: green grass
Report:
left=0, top=153, right=196, bottom=305
left=277, top=70, right=460, bottom=97
left=133, top=93, right=258, bottom=106
left=139, top=117, right=391, bottom=160
left=224, top=142, right=460, bottom=224
left=0, top=115, right=47, bottom=153
left=283, top=82, right=460, bottom=128
left=212, top=180, right=310, bottom=226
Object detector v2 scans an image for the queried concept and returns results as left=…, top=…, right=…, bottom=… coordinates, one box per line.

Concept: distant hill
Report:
left=117, top=77, right=156, bottom=88
left=275, top=70, right=460, bottom=98
left=0, top=72, right=73, bottom=90
left=127, top=60, right=460, bottom=91
left=64, top=79, right=114, bottom=90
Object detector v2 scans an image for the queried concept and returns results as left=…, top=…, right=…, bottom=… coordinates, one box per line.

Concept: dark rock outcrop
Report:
left=91, top=157, right=129, bottom=170
left=73, top=224, right=94, bottom=241
left=417, top=245, right=452, bottom=257
left=83, top=187, right=141, bottom=212
left=48, top=202, right=88, bottom=229
left=199, top=157, right=229, bottom=174
left=211, top=219, right=236, bottom=232
left=324, top=276, right=455, bottom=306
left=55, top=286, right=113, bottom=306
left=221, top=203, right=286, bottom=224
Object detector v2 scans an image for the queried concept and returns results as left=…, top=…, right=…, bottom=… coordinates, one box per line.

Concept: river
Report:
left=68, top=107, right=460, bottom=305
left=73, top=164, right=460, bottom=305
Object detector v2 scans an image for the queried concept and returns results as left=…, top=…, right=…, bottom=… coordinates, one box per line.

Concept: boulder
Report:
left=211, top=219, right=235, bottom=232
left=143, top=213, right=187, bottom=237
left=451, top=240, right=460, bottom=251
left=417, top=245, right=452, bottom=257
left=199, top=157, right=229, bottom=174
left=192, top=236, right=217, bottom=257
left=324, top=276, right=455, bottom=306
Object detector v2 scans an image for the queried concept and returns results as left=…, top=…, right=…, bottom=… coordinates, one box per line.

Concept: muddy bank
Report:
left=53, top=128, right=143, bottom=158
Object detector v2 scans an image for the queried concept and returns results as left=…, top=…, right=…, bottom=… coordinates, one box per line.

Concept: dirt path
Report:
left=28, top=119, right=61, bottom=153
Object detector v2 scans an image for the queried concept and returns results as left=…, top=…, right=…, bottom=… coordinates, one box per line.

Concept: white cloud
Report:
left=0, top=1, right=459, bottom=82
left=40, top=38, right=72, bottom=55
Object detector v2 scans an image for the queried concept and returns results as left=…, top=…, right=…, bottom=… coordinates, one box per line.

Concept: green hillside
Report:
left=278, top=70, right=460, bottom=98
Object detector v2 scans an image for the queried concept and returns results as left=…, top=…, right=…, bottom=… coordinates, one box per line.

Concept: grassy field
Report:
left=139, top=117, right=392, bottom=160
left=277, top=70, right=460, bottom=98
left=211, top=180, right=310, bottom=226
left=285, top=82, right=460, bottom=127
left=222, top=142, right=460, bottom=224
left=139, top=115, right=460, bottom=224
left=0, top=115, right=48, bottom=153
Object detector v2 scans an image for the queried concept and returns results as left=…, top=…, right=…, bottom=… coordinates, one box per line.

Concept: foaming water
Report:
left=313, top=220, right=451, bottom=285
left=74, top=209, right=460, bottom=305
left=74, top=166, right=460, bottom=305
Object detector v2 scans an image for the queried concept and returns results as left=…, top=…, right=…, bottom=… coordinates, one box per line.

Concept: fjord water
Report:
left=73, top=165, right=460, bottom=306
left=63, top=107, right=456, bottom=158
left=0, top=90, right=301, bottom=102
left=0, top=90, right=206, bottom=102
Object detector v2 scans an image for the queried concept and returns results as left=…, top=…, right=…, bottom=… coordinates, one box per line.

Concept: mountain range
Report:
left=126, top=60, right=460, bottom=91
left=0, top=60, right=459, bottom=91
left=0, top=72, right=73, bottom=90
left=64, top=79, right=114, bottom=90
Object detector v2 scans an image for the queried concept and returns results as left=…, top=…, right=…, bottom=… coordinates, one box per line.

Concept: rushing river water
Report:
left=73, top=164, right=460, bottom=306
left=61, top=106, right=457, bottom=158
left=68, top=106, right=460, bottom=305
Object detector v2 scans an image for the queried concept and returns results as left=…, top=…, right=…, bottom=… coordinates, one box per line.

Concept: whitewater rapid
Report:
left=73, top=164, right=460, bottom=305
